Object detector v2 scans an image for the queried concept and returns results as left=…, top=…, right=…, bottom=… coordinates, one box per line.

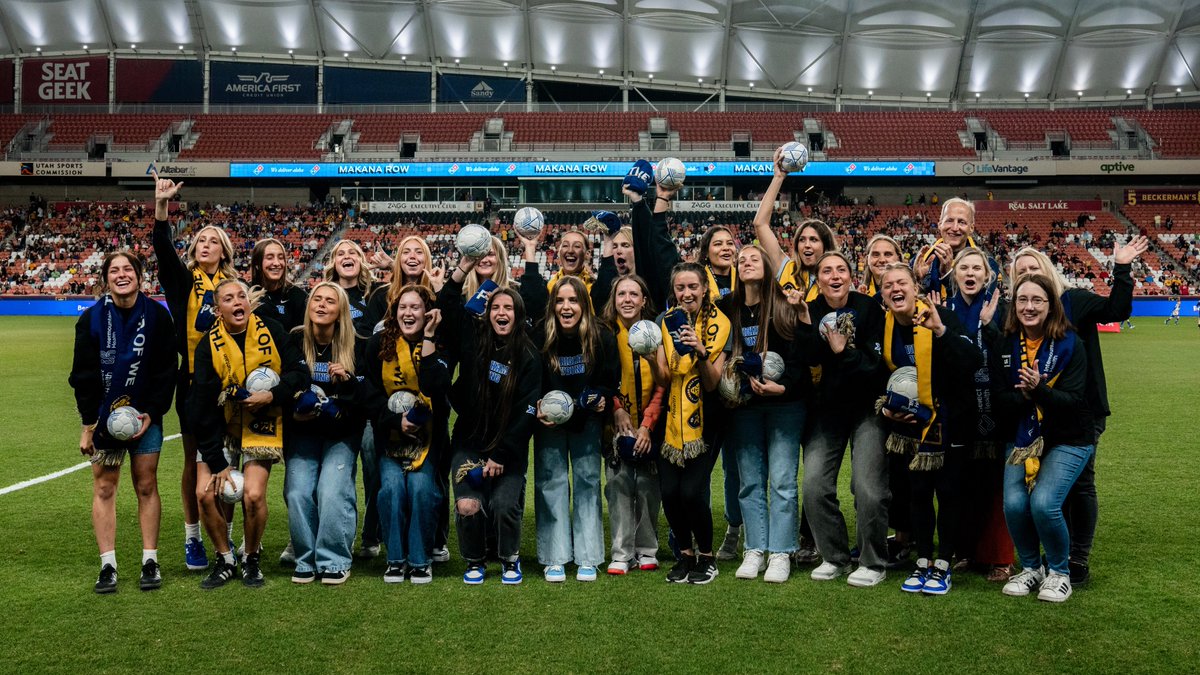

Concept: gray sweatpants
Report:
left=604, top=460, right=661, bottom=563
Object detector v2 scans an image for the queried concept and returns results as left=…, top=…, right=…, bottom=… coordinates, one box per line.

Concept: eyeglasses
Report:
left=1015, top=296, right=1048, bottom=308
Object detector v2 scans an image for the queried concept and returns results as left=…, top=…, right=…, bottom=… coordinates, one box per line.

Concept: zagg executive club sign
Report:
left=22, top=57, right=109, bottom=105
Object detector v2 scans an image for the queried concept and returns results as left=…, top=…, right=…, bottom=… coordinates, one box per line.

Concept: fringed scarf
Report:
left=88, top=294, right=157, bottom=465
left=947, top=284, right=1003, bottom=458
left=381, top=337, right=432, bottom=470
left=546, top=267, right=594, bottom=295
left=616, top=321, right=655, bottom=429
left=210, top=314, right=284, bottom=462
left=659, top=305, right=731, bottom=466
left=881, top=303, right=945, bottom=470
left=776, top=258, right=821, bottom=302
left=186, top=267, right=225, bottom=374
left=1006, top=330, right=1076, bottom=492
left=705, top=265, right=736, bottom=302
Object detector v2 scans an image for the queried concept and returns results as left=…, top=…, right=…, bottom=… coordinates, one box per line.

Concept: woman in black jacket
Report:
left=250, top=238, right=307, bottom=331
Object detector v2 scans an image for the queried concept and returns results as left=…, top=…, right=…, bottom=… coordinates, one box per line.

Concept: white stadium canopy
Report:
left=1, top=0, right=1199, bottom=105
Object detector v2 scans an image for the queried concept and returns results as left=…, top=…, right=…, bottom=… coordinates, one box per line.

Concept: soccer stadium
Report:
left=1, top=0, right=1197, bottom=672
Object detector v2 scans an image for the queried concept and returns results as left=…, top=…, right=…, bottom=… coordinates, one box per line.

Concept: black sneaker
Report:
left=886, top=536, right=913, bottom=570
left=200, top=558, right=237, bottom=590
left=241, top=553, right=264, bottom=588
left=1069, top=561, right=1090, bottom=586
left=383, top=564, right=407, bottom=584
left=409, top=566, right=432, bottom=585
left=94, top=564, right=118, bottom=594
left=139, top=560, right=162, bottom=591
left=291, top=570, right=317, bottom=584
left=666, top=554, right=695, bottom=583
left=321, top=570, right=351, bottom=586
left=687, top=554, right=719, bottom=585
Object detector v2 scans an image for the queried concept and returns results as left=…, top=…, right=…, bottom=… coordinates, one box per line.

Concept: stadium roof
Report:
left=2, top=0, right=1199, bottom=105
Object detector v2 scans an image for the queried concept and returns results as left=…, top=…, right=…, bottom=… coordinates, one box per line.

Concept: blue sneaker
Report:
left=463, top=562, right=486, bottom=585
left=501, top=559, right=523, bottom=585
left=185, top=537, right=208, bottom=571
left=922, top=559, right=952, bottom=595
left=576, top=565, right=598, bottom=582
left=901, top=558, right=930, bottom=593
left=544, top=564, right=566, bottom=583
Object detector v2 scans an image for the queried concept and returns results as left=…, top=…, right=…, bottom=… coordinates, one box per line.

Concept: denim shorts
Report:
left=130, top=423, right=164, bottom=455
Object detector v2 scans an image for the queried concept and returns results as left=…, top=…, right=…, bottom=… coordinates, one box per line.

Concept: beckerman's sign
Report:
left=1124, top=189, right=1200, bottom=206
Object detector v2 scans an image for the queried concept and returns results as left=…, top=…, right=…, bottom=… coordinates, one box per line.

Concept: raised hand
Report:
left=368, top=250, right=394, bottom=271
left=980, top=290, right=1001, bottom=325
left=1114, top=235, right=1149, bottom=265
left=152, top=170, right=184, bottom=202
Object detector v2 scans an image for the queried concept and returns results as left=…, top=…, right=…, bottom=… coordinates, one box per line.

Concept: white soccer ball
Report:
left=628, top=319, right=663, bottom=356
left=762, top=351, right=785, bottom=382
left=513, top=207, right=545, bottom=239
left=654, top=157, right=687, bottom=190
left=718, top=370, right=745, bottom=403
left=245, top=366, right=280, bottom=394
left=818, top=311, right=839, bottom=341
left=106, top=406, right=142, bottom=441
left=456, top=224, right=493, bottom=258
left=887, top=366, right=919, bottom=401
left=388, top=390, right=419, bottom=415
left=540, top=390, right=575, bottom=425
left=220, top=469, right=245, bottom=504
left=778, top=141, right=809, bottom=173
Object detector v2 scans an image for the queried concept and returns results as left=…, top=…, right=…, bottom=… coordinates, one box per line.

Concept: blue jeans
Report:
left=534, top=416, right=604, bottom=567
left=1004, top=443, right=1095, bottom=575
left=379, top=453, right=442, bottom=568
left=731, top=401, right=804, bottom=553
left=284, top=433, right=360, bottom=574
left=359, top=422, right=382, bottom=545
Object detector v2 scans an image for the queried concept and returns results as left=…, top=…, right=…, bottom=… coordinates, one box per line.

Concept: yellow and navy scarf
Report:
left=616, top=321, right=656, bottom=428
left=546, top=267, right=594, bottom=295
left=88, top=294, right=158, bottom=464
left=776, top=258, right=821, bottom=302
left=659, top=305, right=731, bottom=466
left=705, top=265, right=736, bottom=302
left=920, top=236, right=994, bottom=295
left=210, top=314, right=284, bottom=462
left=186, top=267, right=225, bottom=374
left=382, top=338, right=432, bottom=470
left=1007, top=330, right=1076, bottom=491
left=881, top=302, right=944, bottom=470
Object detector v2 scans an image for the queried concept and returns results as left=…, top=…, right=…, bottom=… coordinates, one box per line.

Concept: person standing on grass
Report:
left=151, top=172, right=237, bottom=572
left=1166, top=297, right=1181, bottom=325
left=70, top=251, right=178, bottom=594
left=364, top=285, right=450, bottom=585
left=285, top=282, right=366, bottom=586
left=188, top=279, right=309, bottom=589
left=993, top=274, right=1093, bottom=604
left=1008, top=235, right=1146, bottom=585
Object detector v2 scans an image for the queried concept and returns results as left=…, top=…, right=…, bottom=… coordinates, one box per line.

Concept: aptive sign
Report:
left=22, top=57, right=109, bottom=105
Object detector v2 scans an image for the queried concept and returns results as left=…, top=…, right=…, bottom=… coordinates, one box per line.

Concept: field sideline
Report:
left=1, top=316, right=1197, bottom=673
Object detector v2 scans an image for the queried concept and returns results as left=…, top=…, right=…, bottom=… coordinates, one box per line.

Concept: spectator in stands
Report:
left=251, top=239, right=307, bottom=331
left=1008, top=235, right=1148, bottom=585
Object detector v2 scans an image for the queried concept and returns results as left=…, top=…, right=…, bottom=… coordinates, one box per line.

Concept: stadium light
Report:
left=82, top=44, right=88, bottom=50
left=454, top=58, right=460, bottom=64
left=288, top=49, right=293, bottom=55
left=1077, top=91, right=1083, bottom=96
left=749, top=82, right=755, bottom=88
left=926, top=92, right=932, bottom=97
left=1024, top=92, right=1029, bottom=98
left=1126, top=89, right=1132, bottom=95
left=974, top=92, right=980, bottom=98
left=402, top=55, right=408, bottom=61
left=697, top=78, right=703, bottom=84
left=807, top=86, right=812, bottom=93
left=36, top=46, right=41, bottom=52
left=131, top=44, right=136, bottom=49
left=1177, top=87, right=1183, bottom=93
left=867, top=90, right=873, bottom=96
left=648, top=73, right=654, bottom=79
left=550, top=65, right=557, bottom=71
left=231, top=46, right=237, bottom=52
left=598, top=69, right=604, bottom=75
left=343, top=52, right=349, bottom=58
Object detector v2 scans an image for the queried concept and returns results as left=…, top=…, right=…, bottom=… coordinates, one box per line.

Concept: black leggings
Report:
left=656, top=446, right=719, bottom=555
left=908, top=449, right=964, bottom=562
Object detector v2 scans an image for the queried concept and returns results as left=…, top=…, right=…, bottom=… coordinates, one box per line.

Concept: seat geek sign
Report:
left=22, top=57, right=108, bottom=105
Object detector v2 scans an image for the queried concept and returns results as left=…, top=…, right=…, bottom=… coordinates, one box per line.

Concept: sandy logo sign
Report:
left=471, top=81, right=495, bottom=99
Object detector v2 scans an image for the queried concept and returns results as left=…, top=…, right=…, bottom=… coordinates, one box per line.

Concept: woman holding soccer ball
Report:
left=437, top=254, right=541, bottom=585
left=364, top=285, right=451, bottom=584
left=285, top=282, right=367, bottom=585
left=70, top=251, right=178, bottom=593
left=151, top=172, right=237, bottom=572
left=187, top=278, right=308, bottom=589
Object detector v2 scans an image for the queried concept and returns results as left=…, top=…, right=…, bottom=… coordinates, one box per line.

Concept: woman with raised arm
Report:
left=364, top=285, right=451, bottom=585
left=70, top=251, right=178, bottom=593
left=753, top=152, right=838, bottom=304
left=284, top=282, right=366, bottom=585
left=877, top=263, right=982, bottom=597
left=437, top=254, right=541, bottom=585
left=187, top=279, right=309, bottom=589
left=599, top=275, right=665, bottom=575
left=993, top=273, right=1093, bottom=603
left=623, top=161, right=681, bottom=310
left=1008, top=235, right=1147, bottom=585
left=645, top=262, right=731, bottom=585
left=250, top=238, right=307, bottom=331
left=151, top=174, right=237, bottom=572
left=517, top=226, right=594, bottom=328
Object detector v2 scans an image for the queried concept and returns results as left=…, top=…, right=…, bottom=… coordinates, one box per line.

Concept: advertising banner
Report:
left=0, top=59, right=13, bottom=105
left=438, top=74, right=525, bottom=103
left=364, top=201, right=478, bottom=212
left=115, top=58, right=203, bottom=103
left=324, top=67, right=429, bottom=104
left=209, top=61, right=316, bottom=105
left=938, top=159, right=1200, bottom=178
left=973, top=199, right=1102, bottom=212
left=230, top=160, right=935, bottom=179
left=1, top=161, right=106, bottom=177
left=1123, top=188, right=1200, bottom=206
left=22, top=56, right=109, bottom=106
left=673, top=200, right=780, bottom=212
left=111, top=161, right=229, bottom=178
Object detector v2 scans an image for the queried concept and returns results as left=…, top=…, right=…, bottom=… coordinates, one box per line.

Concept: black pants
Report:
left=1063, top=417, right=1104, bottom=565
left=656, top=446, right=719, bottom=555
left=888, top=452, right=912, bottom=532
left=451, top=448, right=525, bottom=562
left=908, top=448, right=964, bottom=562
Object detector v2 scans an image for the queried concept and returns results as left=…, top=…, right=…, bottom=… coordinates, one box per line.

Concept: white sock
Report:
left=100, top=550, right=117, bottom=570
left=226, top=522, right=234, bottom=543
left=142, top=549, right=158, bottom=565
left=184, top=522, right=201, bottom=541
left=221, top=551, right=235, bottom=565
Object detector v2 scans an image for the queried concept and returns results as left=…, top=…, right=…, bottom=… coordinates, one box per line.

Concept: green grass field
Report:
left=2, top=316, right=1197, bottom=673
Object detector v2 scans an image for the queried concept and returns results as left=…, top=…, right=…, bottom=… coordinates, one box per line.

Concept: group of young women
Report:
left=70, top=161, right=1145, bottom=602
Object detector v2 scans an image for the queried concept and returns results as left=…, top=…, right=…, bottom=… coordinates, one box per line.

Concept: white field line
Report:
left=0, top=433, right=182, bottom=496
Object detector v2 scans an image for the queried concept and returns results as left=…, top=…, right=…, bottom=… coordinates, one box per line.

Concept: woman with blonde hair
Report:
left=365, top=235, right=444, bottom=330
left=324, top=239, right=379, bottom=336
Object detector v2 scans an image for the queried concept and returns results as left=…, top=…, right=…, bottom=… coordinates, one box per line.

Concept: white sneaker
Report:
left=763, top=553, right=792, bottom=583
left=735, top=549, right=766, bottom=579
left=1037, top=571, right=1073, bottom=603
left=278, top=542, right=296, bottom=566
left=607, top=560, right=631, bottom=575
left=810, top=560, right=853, bottom=581
left=431, top=546, right=450, bottom=563
left=1002, top=566, right=1046, bottom=597
left=847, top=565, right=886, bottom=588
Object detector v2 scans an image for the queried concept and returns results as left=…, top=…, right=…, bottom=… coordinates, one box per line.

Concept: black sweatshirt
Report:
left=590, top=255, right=619, bottom=312
left=628, top=198, right=680, bottom=311
left=540, top=328, right=620, bottom=431
left=717, top=295, right=811, bottom=405
left=151, top=218, right=199, bottom=364
left=518, top=261, right=551, bottom=334
left=286, top=332, right=368, bottom=440
left=186, top=314, right=309, bottom=473
left=1063, top=262, right=1133, bottom=419
left=343, top=283, right=383, bottom=338
left=362, top=332, right=453, bottom=455
left=437, top=274, right=542, bottom=470
left=261, top=285, right=309, bottom=332
left=69, top=297, right=179, bottom=427
left=990, top=335, right=1094, bottom=448
left=806, top=291, right=889, bottom=415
